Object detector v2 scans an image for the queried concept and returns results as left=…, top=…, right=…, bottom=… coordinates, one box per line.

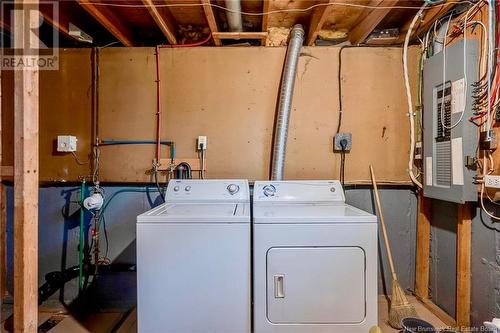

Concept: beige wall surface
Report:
left=2, top=49, right=92, bottom=182
left=2, top=46, right=418, bottom=183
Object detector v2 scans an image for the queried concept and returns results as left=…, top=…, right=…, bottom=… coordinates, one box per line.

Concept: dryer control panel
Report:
left=166, top=179, right=249, bottom=202
left=254, top=181, right=345, bottom=203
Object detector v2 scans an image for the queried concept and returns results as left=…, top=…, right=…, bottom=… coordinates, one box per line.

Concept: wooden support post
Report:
left=0, top=185, right=5, bottom=301
left=456, top=203, right=471, bottom=328
left=13, top=1, right=40, bottom=331
left=0, top=38, right=4, bottom=305
left=415, top=193, right=431, bottom=300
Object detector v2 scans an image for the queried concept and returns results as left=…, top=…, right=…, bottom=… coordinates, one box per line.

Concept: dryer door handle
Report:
left=274, top=275, right=285, bottom=298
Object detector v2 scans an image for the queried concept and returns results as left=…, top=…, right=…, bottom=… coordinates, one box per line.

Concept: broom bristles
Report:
left=388, top=279, right=418, bottom=329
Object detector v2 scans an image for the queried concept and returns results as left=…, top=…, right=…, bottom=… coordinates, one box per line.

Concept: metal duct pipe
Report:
left=225, top=0, right=243, bottom=32
left=271, top=24, right=305, bottom=180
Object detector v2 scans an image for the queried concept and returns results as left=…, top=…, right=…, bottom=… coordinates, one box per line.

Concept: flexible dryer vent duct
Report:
left=225, top=0, right=243, bottom=32
left=271, top=24, right=305, bottom=180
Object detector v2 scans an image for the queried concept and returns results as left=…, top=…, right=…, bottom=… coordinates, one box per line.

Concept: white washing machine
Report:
left=253, top=180, right=378, bottom=333
left=137, top=179, right=251, bottom=333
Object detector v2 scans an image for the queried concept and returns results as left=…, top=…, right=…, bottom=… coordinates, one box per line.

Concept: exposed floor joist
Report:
left=348, top=0, right=398, bottom=45
left=201, top=0, right=221, bottom=46
left=395, top=0, right=455, bottom=44
left=39, top=4, right=78, bottom=42
left=306, top=0, right=333, bottom=46
left=142, top=0, right=178, bottom=45
left=76, top=0, right=135, bottom=46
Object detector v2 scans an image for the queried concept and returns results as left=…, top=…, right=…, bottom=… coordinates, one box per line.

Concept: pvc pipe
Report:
left=271, top=24, right=305, bottom=180
left=99, top=140, right=175, bottom=160
left=225, top=0, right=243, bottom=32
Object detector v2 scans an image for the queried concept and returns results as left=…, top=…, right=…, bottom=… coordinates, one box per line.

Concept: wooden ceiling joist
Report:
left=201, top=0, right=221, bottom=46
left=395, top=0, right=455, bottom=44
left=306, top=0, right=334, bottom=46
left=261, top=0, right=271, bottom=45
left=39, top=4, right=77, bottom=41
left=348, top=0, right=399, bottom=45
left=76, top=0, right=135, bottom=46
left=142, top=0, right=177, bottom=45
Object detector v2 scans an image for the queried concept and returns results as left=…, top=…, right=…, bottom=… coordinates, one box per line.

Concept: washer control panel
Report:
left=166, top=179, right=249, bottom=202
left=254, top=181, right=345, bottom=202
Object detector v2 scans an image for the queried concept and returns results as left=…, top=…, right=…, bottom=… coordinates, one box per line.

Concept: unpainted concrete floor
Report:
left=2, top=295, right=446, bottom=333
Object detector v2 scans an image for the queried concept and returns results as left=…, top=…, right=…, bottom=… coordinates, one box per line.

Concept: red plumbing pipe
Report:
left=155, top=45, right=161, bottom=163
left=154, top=34, right=212, bottom=162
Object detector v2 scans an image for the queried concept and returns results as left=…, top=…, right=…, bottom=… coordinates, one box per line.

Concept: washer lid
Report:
left=137, top=202, right=250, bottom=223
left=253, top=203, right=376, bottom=223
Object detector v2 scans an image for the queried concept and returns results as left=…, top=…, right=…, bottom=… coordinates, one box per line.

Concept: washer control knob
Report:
left=330, top=187, right=336, bottom=192
left=173, top=186, right=180, bottom=192
left=227, top=184, right=239, bottom=195
left=263, top=185, right=276, bottom=197
left=185, top=186, right=191, bottom=192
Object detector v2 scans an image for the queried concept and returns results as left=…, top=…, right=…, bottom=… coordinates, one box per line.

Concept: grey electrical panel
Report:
left=423, top=39, right=478, bottom=203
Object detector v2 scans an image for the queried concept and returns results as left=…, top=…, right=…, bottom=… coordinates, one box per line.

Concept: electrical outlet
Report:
left=485, top=175, right=500, bottom=188
left=57, top=135, right=77, bottom=152
left=197, top=136, right=207, bottom=150
left=333, top=132, right=352, bottom=152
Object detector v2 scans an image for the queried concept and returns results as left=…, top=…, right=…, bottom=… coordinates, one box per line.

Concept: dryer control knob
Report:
left=263, top=185, right=276, bottom=197
left=185, top=186, right=191, bottom=192
left=227, top=184, right=239, bottom=195
left=173, top=186, right=180, bottom=192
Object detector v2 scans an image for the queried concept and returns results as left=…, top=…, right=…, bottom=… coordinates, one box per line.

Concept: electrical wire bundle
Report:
left=404, top=0, right=490, bottom=188
left=407, top=0, right=500, bottom=221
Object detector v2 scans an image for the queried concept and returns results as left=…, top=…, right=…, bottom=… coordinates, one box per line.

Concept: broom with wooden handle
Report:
left=370, top=165, right=417, bottom=329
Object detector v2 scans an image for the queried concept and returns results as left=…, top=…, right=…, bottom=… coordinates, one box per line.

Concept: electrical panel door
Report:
left=423, top=39, right=478, bottom=203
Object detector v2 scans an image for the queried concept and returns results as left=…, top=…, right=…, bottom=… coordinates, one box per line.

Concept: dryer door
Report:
left=266, top=247, right=366, bottom=324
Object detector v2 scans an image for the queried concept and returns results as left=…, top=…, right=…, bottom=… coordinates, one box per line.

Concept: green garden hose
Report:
left=79, top=179, right=85, bottom=292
